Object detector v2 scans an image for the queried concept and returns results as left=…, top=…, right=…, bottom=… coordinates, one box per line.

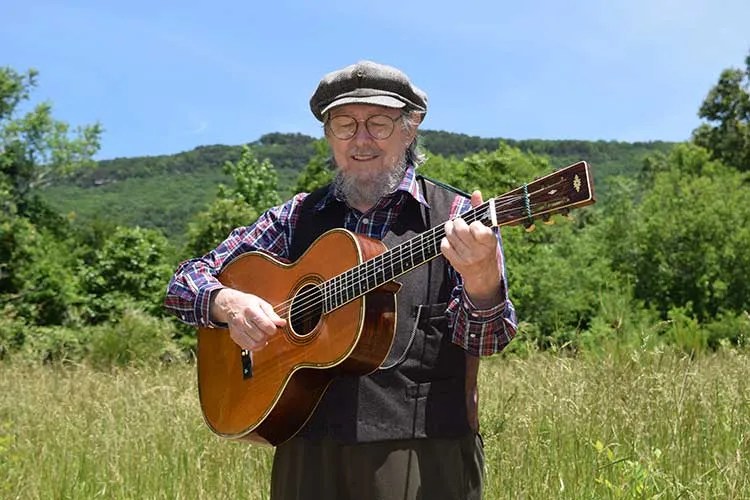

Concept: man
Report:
left=165, top=60, right=517, bottom=500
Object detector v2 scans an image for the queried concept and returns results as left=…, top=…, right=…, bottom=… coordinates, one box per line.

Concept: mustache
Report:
left=348, top=148, right=381, bottom=156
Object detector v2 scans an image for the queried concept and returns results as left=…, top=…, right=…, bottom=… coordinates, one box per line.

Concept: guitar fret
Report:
left=419, top=233, right=426, bottom=263
left=345, top=269, right=354, bottom=302
left=353, top=268, right=361, bottom=297
left=393, top=247, right=404, bottom=276
left=407, top=239, right=414, bottom=269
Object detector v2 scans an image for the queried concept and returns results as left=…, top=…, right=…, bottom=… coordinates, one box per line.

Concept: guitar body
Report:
left=196, top=229, right=399, bottom=445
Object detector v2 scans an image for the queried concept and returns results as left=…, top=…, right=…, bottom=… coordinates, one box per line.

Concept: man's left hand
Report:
left=440, top=190, right=502, bottom=309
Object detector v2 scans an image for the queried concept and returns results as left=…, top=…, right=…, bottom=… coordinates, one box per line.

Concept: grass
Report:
left=1, top=348, right=749, bottom=499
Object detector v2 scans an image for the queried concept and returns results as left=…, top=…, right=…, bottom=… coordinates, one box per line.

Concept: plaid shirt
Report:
left=164, top=165, right=517, bottom=356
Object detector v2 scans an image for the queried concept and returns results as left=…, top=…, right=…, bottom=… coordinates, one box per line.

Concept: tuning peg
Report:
left=542, top=214, right=555, bottom=225
left=524, top=222, right=536, bottom=233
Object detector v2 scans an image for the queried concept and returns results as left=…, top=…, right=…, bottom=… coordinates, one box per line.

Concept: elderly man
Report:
left=165, top=60, right=517, bottom=500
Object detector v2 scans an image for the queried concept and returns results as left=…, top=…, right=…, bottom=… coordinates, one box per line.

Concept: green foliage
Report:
left=185, top=145, right=281, bottom=256
left=504, top=220, right=629, bottom=350
left=87, top=308, right=181, bottom=368
left=41, top=132, right=675, bottom=245
left=623, top=144, right=750, bottom=320
left=219, top=144, right=281, bottom=210
left=421, top=142, right=550, bottom=195
left=21, top=324, right=91, bottom=363
left=1, top=216, right=84, bottom=325
left=0, top=67, right=101, bottom=215
left=44, top=167, right=228, bottom=244
left=0, top=305, right=26, bottom=358
left=424, top=144, right=623, bottom=348
left=704, top=311, right=750, bottom=349
left=692, top=51, right=750, bottom=171
left=593, top=441, right=670, bottom=497
left=2, top=309, right=180, bottom=365
left=293, top=139, right=333, bottom=193
left=185, top=198, right=258, bottom=256
left=83, top=226, right=173, bottom=322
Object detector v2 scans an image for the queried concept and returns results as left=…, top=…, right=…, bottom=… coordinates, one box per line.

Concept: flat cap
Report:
left=310, top=60, right=428, bottom=122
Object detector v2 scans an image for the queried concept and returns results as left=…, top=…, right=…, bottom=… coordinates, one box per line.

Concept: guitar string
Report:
left=281, top=175, right=573, bottom=321
left=273, top=198, right=498, bottom=323
left=273, top=181, right=571, bottom=325
left=276, top=180, right=571, bottom=324
left=273, top=193, right=524, bottom=320
left=277, top=181, right=569, bottom=324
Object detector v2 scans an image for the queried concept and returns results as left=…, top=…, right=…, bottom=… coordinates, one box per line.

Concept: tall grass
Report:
left=1, top=348, right=749, bottom=499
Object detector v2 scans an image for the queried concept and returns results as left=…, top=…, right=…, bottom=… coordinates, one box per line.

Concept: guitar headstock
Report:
left=490, top=161, right=595, bottom=228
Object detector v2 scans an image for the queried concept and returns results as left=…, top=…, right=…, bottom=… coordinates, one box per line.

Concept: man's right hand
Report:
left=210, top=288, right=286, bottom=352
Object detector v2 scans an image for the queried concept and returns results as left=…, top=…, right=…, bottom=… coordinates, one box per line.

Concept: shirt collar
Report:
left=315, top=163, right=430, bottom=212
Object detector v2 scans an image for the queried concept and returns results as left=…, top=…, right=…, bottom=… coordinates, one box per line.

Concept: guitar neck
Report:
left=323, top=200, right=494, bottom=311
left=322, top=160, right=595, bottom=312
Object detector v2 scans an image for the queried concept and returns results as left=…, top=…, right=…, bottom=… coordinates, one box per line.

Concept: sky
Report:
left=2, top=0, right=749, bottom=160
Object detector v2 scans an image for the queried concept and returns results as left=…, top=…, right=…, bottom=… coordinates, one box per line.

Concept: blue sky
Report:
left=3, top=0, right=749, bottom=160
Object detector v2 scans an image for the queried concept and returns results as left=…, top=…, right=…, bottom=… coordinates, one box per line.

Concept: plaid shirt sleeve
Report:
left=445, top=195, right=518, bottom=356
left=163, top=193, right=307, bottom=327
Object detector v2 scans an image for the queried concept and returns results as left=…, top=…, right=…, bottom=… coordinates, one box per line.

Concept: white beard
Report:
left=332, top=155, right=408, bottom=209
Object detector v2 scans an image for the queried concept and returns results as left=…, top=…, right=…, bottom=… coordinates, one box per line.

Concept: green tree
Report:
left=619, top=144, right=750, bottom=321
left=420, top=142, right=550, bottom=197
left=692, top=51, right=750, bottom=171
left=2, top=216, right=83, bottom=326
left=222, top=145, right=281, bottom=210
left=184, top=198, right=258, bottom=257
left=293, top=139, right=333, bottom=193
left=84, top=226, right=173, bottom=322
left=185, top=146, right=281, bottom=256
left=0, top=67, right=101, bottom=328
left=423, top=144, right=617, bottom=348
left=0, top=67, right=101, bottom=217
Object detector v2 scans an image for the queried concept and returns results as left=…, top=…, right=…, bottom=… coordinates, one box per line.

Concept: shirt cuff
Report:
left=195, top=283, right=227, bottom=328
left=460, top=288, right=508, bottom=321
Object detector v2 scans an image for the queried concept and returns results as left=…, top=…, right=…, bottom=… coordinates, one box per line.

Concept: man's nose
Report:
left=352, top=122, right=374, bottom=143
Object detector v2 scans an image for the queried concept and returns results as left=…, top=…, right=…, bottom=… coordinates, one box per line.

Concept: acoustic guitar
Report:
left=197, top=161, right=595, bottom=445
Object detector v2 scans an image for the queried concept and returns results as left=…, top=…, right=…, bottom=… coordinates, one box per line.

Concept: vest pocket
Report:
left=380, top=301, right=448, bottom=370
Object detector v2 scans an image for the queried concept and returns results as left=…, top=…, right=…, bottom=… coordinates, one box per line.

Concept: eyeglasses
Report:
left=326, top=114, right=403, bottom=140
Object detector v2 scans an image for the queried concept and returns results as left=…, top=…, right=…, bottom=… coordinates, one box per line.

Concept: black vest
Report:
left=288, top=178, right=471, bottom=443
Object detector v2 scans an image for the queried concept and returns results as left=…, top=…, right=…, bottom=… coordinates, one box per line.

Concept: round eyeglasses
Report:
left=326, top=114, right=403, bottom=140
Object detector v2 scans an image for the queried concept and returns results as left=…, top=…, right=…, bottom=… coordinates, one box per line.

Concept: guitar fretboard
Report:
left=322, top=200, right=494, bottom=312
left=311, top=161, right=594, bottom=314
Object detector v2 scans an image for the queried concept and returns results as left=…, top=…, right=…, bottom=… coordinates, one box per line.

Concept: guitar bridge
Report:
left=240, top=349, right=253, bottom=379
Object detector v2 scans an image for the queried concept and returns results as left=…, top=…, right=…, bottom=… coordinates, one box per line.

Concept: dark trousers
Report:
left=270, top=433, right=484, bottom=500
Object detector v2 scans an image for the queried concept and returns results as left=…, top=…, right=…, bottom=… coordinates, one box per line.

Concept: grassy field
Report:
left=1, top=349, right=749, bottom=499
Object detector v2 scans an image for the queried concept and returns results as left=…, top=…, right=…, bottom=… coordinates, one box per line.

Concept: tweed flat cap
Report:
left=310, top=60, right=428, bottom=122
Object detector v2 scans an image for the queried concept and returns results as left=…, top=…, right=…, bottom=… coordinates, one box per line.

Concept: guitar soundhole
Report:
left=290, top=283, right=323, bottom=338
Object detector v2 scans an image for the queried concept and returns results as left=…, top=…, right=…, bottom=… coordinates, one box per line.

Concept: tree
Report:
left=420, top=142, right=550, bottom=196
left=185, top=146, right=281, bottom=256
left=221, top=145, right=281, bottom=210
left=692, top=51, right=750, bottom=171
left=0, top=67, right=101, bottom=217
left=0, top=67, right=101, bottom=327
left=293, top=139, right=333, bottom=193
left=619, top=144, right=750, bottom=320
left=83, top=226, right=173, bottom=322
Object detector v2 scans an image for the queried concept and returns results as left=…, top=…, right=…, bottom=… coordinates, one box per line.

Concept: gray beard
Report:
left=332, top=157, right=408, bottom=209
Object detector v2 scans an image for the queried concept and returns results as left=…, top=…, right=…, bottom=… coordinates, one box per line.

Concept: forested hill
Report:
left=63, top=130, right=674, bottom=188
left=43, top=130, right=676, bottom=242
